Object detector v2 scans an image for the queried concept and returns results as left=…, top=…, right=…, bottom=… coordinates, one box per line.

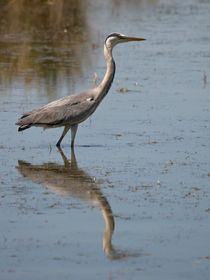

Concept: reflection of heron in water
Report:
left=16, top=148, right=139, bottom=259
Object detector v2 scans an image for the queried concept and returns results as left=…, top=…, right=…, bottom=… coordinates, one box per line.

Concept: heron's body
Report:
left=16, top=33, right=145, bottom=147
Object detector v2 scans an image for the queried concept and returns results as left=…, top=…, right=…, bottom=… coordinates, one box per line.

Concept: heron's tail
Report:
left=15, top=117, right=31, bottom=131
left=17, top=124, right=31, bottom=131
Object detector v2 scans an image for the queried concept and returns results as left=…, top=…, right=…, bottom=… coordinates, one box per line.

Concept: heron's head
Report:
left=105, top=33, right=146, bottom=49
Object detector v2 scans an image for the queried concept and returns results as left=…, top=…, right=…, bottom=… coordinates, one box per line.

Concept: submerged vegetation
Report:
left=0, top=0, right=88, bottom=42
left=0, top=0, right=91, bottom=90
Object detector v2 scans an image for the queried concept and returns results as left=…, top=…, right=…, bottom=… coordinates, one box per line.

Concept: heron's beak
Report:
left=121, top=36, right=146, bottom=42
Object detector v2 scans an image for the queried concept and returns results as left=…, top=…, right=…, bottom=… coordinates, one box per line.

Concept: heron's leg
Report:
left=56, top=125, right=70, bottom=147
left=70, top=124, right=78, bottom=147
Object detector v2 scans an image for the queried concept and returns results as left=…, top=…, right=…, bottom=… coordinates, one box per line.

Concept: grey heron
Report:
left=15, top=33, right=146, bottom=147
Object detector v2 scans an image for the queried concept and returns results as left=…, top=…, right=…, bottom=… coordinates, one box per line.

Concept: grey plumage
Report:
left=15, top=33, right=145, bottom=147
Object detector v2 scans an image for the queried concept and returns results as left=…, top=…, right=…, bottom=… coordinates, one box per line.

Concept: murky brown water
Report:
left=0, top=0, right=210, bottom=279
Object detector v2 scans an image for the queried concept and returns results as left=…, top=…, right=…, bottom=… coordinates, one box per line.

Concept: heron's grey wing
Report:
left=16, top=90, right=97, bottom=128
left=18, top=94, right=80, bottom=118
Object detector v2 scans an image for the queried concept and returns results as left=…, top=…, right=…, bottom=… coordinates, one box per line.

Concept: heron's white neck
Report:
left=94, top=44, right=115, bottom=103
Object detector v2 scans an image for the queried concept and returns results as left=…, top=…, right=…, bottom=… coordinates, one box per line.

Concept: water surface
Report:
left=0, top=0, right=210, bottom=279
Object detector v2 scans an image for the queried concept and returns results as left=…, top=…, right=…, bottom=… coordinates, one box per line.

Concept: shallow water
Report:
left=0, top=0, right=210, bottom=279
